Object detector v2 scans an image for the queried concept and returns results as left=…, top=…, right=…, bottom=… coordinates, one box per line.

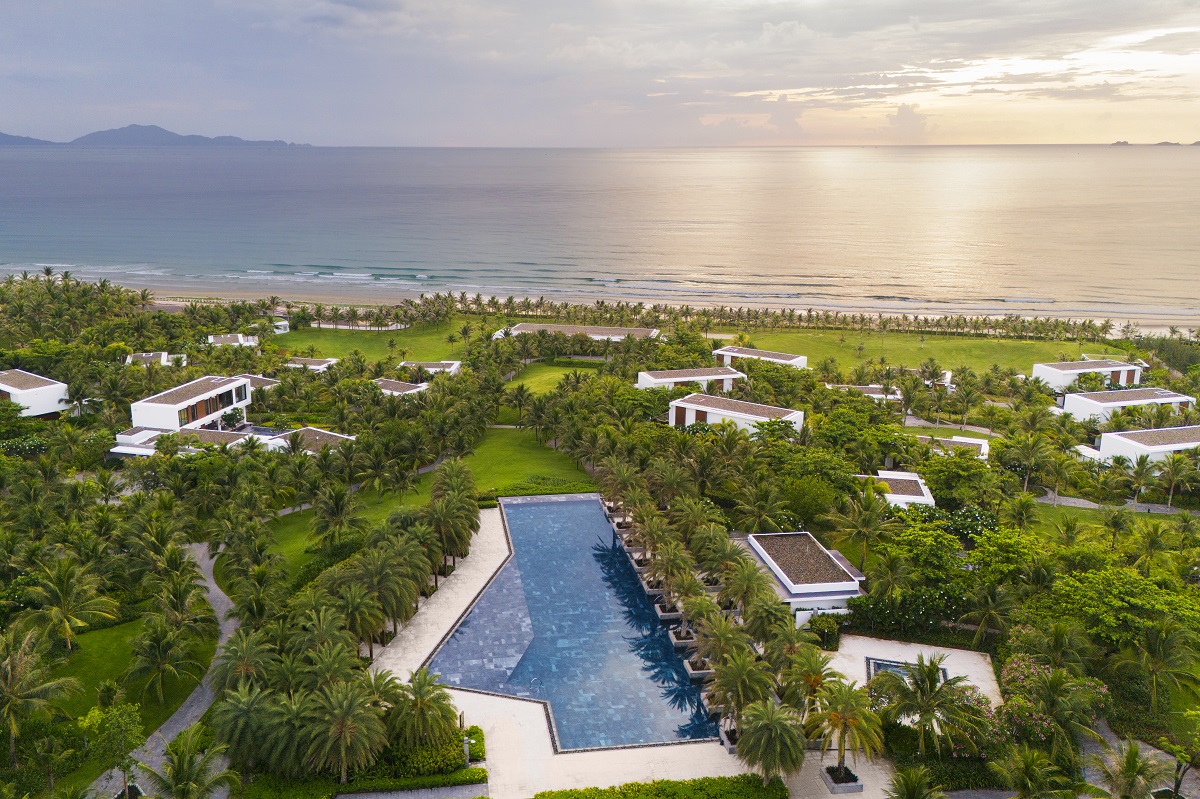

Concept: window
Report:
left=235, top=384, right=247, bottom=403
left=178, top=409, right=188, bottom=426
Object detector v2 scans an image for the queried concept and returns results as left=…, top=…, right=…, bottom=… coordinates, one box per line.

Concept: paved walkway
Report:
left=786, top=752, right=895, bottom=799
left=1035, top=491, right=1184, bottom=515
left=90, top=544, right=239, bottom=797
left=1081, top=719, right=1191, bottom=797
left=904, top=416, right=995, bottom=436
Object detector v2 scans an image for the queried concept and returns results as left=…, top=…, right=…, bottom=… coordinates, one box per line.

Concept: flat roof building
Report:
left=127, top=352, right=187, bottom=367
left=669, top=393, right=804, bottom=433
left=1032, top=358, right=1143, bottom=392
left=743, top=532, right=864, bottom=626
left=826, top=384, right=903, bottom=402
left=374, top=378, right=428, bottom=396
left=868, top=470, right=936, bottom=508
left=1061, top=387, right=1193, bottom=423
left=208, top=333, right=259, bottom=347
left=915, top=434, right=990, bottom=460
left=399, top=360, right=461, bottom=375
left=0, top=369, right=68, bottom=418
left=235, top=373, right=281, bottom=392
left=264, top=427, right=356, bottom=454
left=286, top=357, right=338, bottom=372
left=111, top=427, right=261, bottom=457
left=636, top=366, right=745, bottom=391
left=493, top=323, right=660, bottom=341
left=131, top=375, right=251, bottom=431
left=1079, top=424, right=1200, bottom=464
left=712, top=346, right=807, bottom=370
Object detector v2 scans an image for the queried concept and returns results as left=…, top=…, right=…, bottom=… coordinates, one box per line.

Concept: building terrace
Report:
left=740, top=532, right=863, bottom=626
left=668, top=393, right=804, bottom=432
left=494, top=323, right=660, bottom=341
left=636, top=366, right=744, bottom=391
left=712, top=345, right=807, bottom=369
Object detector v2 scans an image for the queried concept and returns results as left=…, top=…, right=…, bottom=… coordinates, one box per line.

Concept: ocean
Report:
left=0, top=145, right=1196, bottom=322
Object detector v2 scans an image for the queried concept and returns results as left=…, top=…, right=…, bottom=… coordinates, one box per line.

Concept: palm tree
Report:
left=388, top=668, right=458, bottom=750
left=124, top=618, right=204, bottom=703
left=212, top=629, right=278, bottom=694
left=337, top=583, right=385, bottom=658
left=0, top=630, right=79, bottom=767
left=822, top=488, right=901, bottom=571
left=1005, top=432, right=1053, bottom=492
left=1158, top=453, right=1197, bottom=509
left=305, top=680, right=387, bottom=783
left=780, top=645, right=844, bottom=721
left=1087, top=739, right=1173, bottom=799
left=1023, top=620, right=1093, bottom=675
left=707, top=649, right=774, bottom=726
left=813, top=680, right=884, bottom=778
left=958, top=582, right=1017, bottom=648
left=1113, top=619, right=1198, bottom=715
left=886, top=766, right=948, bottom=799
left=736, top=699, right=806, bottom=786
left=876, top=654, right=981, bottom=758
left=139, top=725, right=238, bottom=799
left=309, top=483, right=368, bottom=553
left=23, top=558, right=118, bottom=651
left=212, top=682, right=269, bottom=771
left=988, top=744, right=1082, bottom=799
left=1002, top=493, right=1041, bottom=531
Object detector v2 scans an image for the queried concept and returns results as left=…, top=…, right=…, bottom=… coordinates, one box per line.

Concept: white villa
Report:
left=1032, top=358, right=1144, bottom=392
left=743, top=532, right=864, bottom=626
left=112, top=427, right=260, bottom=457
left=870, top=470, right=936, bottom=507
left=235, top=373, right=281, bottom=394
left=374, top=378, right=428, bottom=396
left=712, top=346, right=807, bottom=370
left=636, top=366, right=744, bottom=391
left=1078, top=425, right=1200, bottom=464
left=130, top=375, right=251, bottom=432
left=1060, top=387, right=1193, bottom=423
left=127, top=352, right=187, bottom=367
left=399, top=360, right=461, bottom=375
left=916, top=434, right=990, bottom=460
left=273, top=319, right=290, bottom=334
left=668, top=393, right=804, bottom=433
left=208, top=333, right=259, bottom=347
left=0, top=369, right=68, bottom=418
left=286, top=357, right=338, bottom=372
left=827, top=384, right=903, bottom=402
left=493, top=323, right=660, bottom=341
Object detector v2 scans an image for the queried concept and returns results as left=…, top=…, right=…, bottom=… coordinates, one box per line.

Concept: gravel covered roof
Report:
left=643, top=366, right=742, bottom=380
left=675, top=392, right=801, bottom=420
left=508, top=323, right=658, bottom=338
left=1040, top=359, right=1135, bottom=371
left=140, top=376, right=245, bottom=406
left=713, top=346, right=805, bottom=362
left=751, top=533, right=854, bottom=585
left=1114, top=425, right=1200, bottom=448
left=0, top=369, right=61, bottom=390
left=1073, top=387, right=1191, bottom=403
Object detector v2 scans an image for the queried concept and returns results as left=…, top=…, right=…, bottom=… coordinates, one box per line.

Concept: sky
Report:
left=3, top=0, right=1199, bottom=146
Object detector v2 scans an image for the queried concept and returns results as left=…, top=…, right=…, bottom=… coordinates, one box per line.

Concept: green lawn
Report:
left=51, top=619, right=217, bottom=795
left=744, top=329, right=1125, bottom=375
left=277, top=316, right=478, bottom=362
left=268, top=428, right=593, bottom=573
left=504, top=363, right=577, bottom=395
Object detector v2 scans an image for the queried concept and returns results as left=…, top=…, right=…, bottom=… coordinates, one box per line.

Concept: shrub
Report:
left=808, top=613, right=841, bottom=651
left=243, top=768, right=488, bottom=799
left=532, top=775, right=788, bottom=799
left=884, top=722, right=1003, bottom=791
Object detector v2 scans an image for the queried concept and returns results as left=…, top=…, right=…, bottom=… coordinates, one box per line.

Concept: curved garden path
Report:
left=89, top=543, right=239, bottom=797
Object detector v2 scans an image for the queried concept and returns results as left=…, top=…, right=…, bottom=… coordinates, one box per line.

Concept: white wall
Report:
left=1097, top=433, right=1197, bottom=464
left=669, top=401, right=802, bottom=433
left=4, top=383, right=68, bottom=417
left=1033, top=363, right=1142, bottom=392
left=131, top=380, right=251, bottom=431
left=1063, top=394, right=1189, bottom=423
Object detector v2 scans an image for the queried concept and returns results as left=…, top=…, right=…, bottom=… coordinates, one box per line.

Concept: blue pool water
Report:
left=428, top=495, right=716, bottom=750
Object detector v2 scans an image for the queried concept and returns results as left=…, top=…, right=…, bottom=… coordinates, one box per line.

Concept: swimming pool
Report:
left=428, top=495, right=717, bottom=750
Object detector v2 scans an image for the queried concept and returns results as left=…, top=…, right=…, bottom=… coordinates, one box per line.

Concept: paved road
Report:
left=89, top=543, right=239, bottom=797
left=1035, top=491, right=1186, bottom=515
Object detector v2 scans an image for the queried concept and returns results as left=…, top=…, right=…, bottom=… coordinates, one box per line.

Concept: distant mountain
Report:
left=1154, top=141, right=1181, bottom=146
left=69, top=124, right=298, bottom=146
left=0, top=124, right=303, bottom=146
left=1110, top=140, right=1131, bottom=146
left=0, top=131, right=56, bottom=145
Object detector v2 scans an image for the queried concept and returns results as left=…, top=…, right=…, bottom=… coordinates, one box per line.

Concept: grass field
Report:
left=278, top=316, right=477, bottom=362
left=745, top=329, right=1125, bottom=374
left=52, top=620, right=217, bottom=794
left=504, top=363, right=577, bottom=394
left=267, top=428, right=592, bottom=572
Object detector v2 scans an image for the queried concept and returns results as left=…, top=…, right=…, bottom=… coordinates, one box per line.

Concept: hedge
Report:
left=531, top=775, right=788, bottom=799
left=242, top=767, right=488, bottom=799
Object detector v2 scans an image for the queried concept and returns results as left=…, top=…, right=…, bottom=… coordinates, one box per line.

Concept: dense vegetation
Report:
left=1, top=269, right=1197, bottom=799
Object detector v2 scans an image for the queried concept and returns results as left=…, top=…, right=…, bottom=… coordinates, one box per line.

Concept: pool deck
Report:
left=829, top=635, right=1002, bottom=704
left=371, top=505, right=744, bottom=799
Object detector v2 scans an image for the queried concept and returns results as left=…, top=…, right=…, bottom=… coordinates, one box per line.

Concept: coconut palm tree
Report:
left=23, top=558, right=118, bottom=651
left=988, top=744, right=1084, bottom=799
left=212, top=682, right=269, bottom=771
left=124, top=618, right=204, bottom=703
left=780, top=645, right=844, bottom=722
left=305, top=680, right=387, bottom=783
left=139, top=724, right=238, bottom=799
left=886, top=766, right=948, bottom=799
left=958, top=582, right=1017, bottom=648
left=875, top=654, right=981, bottom=758
left=1113, top=619, right=1198, bottom=715
left=337, top=583, right=385, bottom=658
left=1158, top=454, right=1197, bottom=509
left=388, top=668, right=458, bottom=750
left=1022, top=620, right=1093, bottom=675
left=813, top=680, right=884, bottom=778
left=1087, top=739, right=1173, bottom=799
left=736, top=699, right=806, bottom=785
left=707, top=649, right=774, bottom=726
left=822, top=489, right=901, bottom=572
left=0, top=629, right=79, bottom=768
left=211, top=628, right=278, bottom=694
left=309, top=483, right=368, bottom=553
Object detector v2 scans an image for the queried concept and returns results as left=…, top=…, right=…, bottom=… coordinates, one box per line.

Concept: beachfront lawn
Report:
left=51, top=619, right=217, bottom=794
left=267, top=428, right=593, bottom=572
left=504, top=362, right=577, bottom=394
left=744, top=329, right=1125, bottom=374
left=277, top=315, right=478, bottom=362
